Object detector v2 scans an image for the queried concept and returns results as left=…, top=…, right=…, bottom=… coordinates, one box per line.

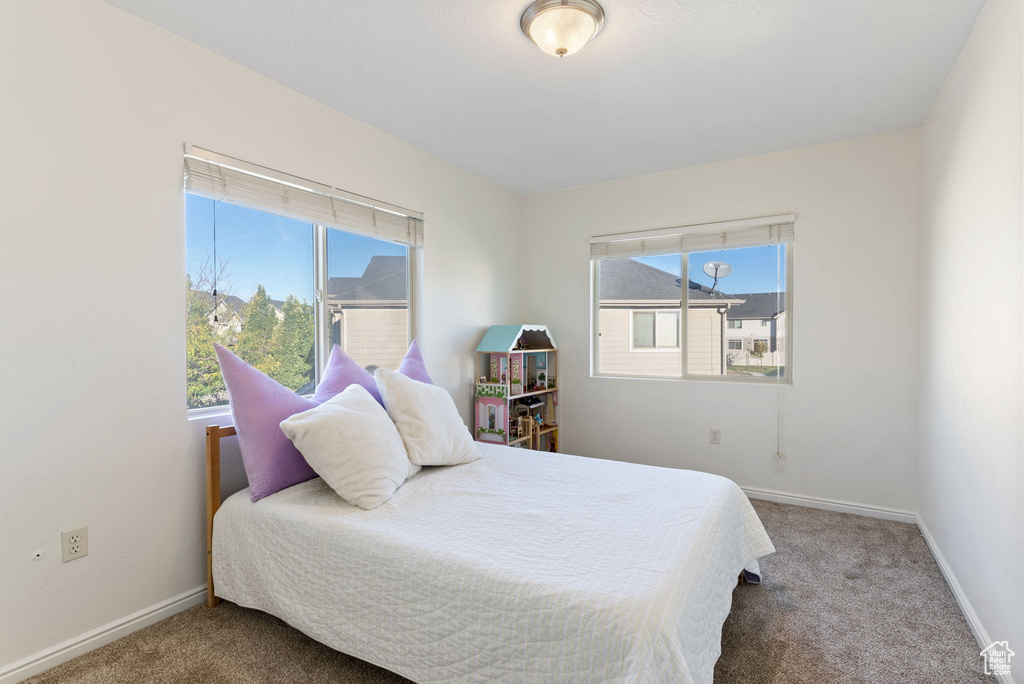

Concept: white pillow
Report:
left=279, top=384, right=419, bottom=510
left=374, top=368, right=482, bottom=467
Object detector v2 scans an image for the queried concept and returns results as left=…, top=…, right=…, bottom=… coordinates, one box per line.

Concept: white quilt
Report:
left=213, top=444, right=774, bottom=684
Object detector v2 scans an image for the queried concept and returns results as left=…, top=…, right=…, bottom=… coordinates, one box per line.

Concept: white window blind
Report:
left=183, top=144, right=424, bottom=248
left=590, top=214, right=794, bottom=260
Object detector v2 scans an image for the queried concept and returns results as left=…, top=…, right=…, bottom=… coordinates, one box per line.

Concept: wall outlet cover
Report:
left=61, top=526, right=88, bottom=563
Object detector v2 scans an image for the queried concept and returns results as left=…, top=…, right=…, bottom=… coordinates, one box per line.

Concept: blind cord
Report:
left=212, top=202, right=219, bottom=323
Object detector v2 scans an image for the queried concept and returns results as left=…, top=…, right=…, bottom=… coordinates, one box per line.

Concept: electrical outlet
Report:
left=710, top=429, right=722, bottom=445
left=61, top=526, right=88, bottom=563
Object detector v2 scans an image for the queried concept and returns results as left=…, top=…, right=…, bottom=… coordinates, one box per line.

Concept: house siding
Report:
left=334, top=308, right=408, bottom=370
left=598, top=306, right=726, bottom=376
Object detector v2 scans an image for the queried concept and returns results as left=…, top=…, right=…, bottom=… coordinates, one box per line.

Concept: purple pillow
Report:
left=214, top=342, right=433, bottom=502
left=396, top=340, right=433, bottom=384
left=214, top=344, right=378, bottom=501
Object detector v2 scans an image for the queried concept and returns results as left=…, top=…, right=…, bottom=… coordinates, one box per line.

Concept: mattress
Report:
left=213, top=443, right=774, bottom=684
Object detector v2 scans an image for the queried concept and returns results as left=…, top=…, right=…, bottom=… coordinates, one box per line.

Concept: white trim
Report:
left=741, top=486, right=917, bottom=524
left=744, top=487, right=1008, bottom=681
left=187, top=405, right=232, bottom=422
left=1, top=514, right=1005, bottom=683
left=0, top=586, right=206, bottom=684
left=589, top=213, right=796, bottom=244
left=917, top=519, right=1013, bottom=683
left=313, top=223, right=329, bottom=382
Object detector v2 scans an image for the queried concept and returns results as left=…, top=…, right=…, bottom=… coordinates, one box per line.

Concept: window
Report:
left=186, top=196, right=316, bottom=409
left=632, top=310, right=680, bottom=349
left=327, top=231, right=409, bottom=373
left=184, top=147, right=421, bottom=410
left=591, top=215, right=792, bottom=382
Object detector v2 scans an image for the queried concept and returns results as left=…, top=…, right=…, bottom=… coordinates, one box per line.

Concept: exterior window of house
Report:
left=591, top=215, right=792, bottom=382
left=632, top=310, right=680, bottom=349
left=184, top=147, right=421, bottom=411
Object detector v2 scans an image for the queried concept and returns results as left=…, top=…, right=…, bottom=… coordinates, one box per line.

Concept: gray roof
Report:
left=725, top=293, right=786, bottom=319
left=328, top=255, right=408, bottom=301
left=190, top=290, right=247, bottom=316
left=598, top=258, right=728, bottom=302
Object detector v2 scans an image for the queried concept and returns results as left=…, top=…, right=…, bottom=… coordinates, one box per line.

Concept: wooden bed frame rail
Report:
left=205, top=424, right=235, bottom=607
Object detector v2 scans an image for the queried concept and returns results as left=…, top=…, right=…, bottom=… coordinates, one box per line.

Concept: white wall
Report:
left=919, top=0, right=1023, bottom=676
left=0, top=0, right=521, bottom=674
left=523, top=129, right=922, bottom=512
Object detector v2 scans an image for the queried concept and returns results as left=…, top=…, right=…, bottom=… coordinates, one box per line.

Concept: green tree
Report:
left=271, top=295, right=315, bottom=392
left=235, top=285, right=280, bottom=378
left=185, top=274, right=225, bottom=408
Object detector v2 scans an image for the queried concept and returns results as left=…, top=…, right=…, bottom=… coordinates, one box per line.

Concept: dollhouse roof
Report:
left=476, top=325, right=557, bottom=352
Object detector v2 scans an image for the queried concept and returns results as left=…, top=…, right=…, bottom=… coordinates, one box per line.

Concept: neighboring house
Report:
left=724, top=293, right=786, bottom=368
left=598, top=259, right=744, bottom=376
left=327, top=255, right=409, bottom=370
left=191, top=291, right=286, bottom=337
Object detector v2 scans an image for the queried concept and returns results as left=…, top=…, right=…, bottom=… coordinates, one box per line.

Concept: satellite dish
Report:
left=703, top=261, right=732, bottom=294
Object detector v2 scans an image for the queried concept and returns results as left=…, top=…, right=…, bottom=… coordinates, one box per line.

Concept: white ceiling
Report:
left=105, top=0, right=984, bottom=195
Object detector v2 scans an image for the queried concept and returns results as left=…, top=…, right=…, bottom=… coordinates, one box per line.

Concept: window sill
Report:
left=187, top=405, right=232, bottom=422
left=592, top=372, right=790, bottom=385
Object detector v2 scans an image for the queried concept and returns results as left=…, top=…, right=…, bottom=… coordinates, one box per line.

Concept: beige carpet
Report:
left=24, top=500, right=993, bottom=684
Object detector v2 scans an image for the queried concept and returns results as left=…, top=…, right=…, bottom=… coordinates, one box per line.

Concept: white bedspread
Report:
left=213, top=444, right=774, bottom=684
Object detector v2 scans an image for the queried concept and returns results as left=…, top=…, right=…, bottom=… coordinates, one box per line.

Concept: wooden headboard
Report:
left=205, top=424, right=236, bottom=607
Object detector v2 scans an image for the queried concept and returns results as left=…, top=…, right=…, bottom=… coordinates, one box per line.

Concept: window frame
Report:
left=727, top=338, right=743, bottom=351
left=629, top=309, right=681, bottom=351
left=313, top=223, right=416, bottom=385
left=186, top=200, right=416, bottom=416
left=591, top=242, right=793, bottom=385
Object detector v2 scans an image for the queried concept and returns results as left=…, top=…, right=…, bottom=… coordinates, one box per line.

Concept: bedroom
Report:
left=0, top=0, right=1021, bottom=683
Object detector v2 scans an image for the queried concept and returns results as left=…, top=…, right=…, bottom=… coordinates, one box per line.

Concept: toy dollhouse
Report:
left=474, top=325, right=558, bottom=452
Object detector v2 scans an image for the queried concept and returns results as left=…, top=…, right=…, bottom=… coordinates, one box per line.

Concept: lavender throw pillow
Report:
left=396, top=340, right=433, bottom=384
left=214, top=344, right=379, bottom=502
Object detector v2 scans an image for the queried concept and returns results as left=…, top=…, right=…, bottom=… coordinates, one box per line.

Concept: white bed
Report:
left=213, top=443, right=774, bottom=684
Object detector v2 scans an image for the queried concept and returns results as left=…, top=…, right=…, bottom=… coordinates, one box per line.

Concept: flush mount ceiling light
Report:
left=520, top=0, right=605, bottom=57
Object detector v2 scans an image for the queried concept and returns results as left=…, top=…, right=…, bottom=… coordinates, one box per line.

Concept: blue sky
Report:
left=185, top=195, right=406, bottom=302
left=635, top=244, right=786, bottom=294
left=186, top=195, right=783, bottom=301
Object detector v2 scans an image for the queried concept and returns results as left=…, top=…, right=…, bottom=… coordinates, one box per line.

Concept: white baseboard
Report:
left=0, top=508, right=1007, bottom=683
left=0, top=585, right=206, bottom=684
left=741, top=485, right=918, bottom=524
left=746, top=489, right=1010, bottom=683
left=917, top=519, right=1014, bottom=684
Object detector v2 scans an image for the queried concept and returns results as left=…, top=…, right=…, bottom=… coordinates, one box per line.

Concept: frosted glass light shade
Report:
left=521, top=0, right=605, bottom=57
